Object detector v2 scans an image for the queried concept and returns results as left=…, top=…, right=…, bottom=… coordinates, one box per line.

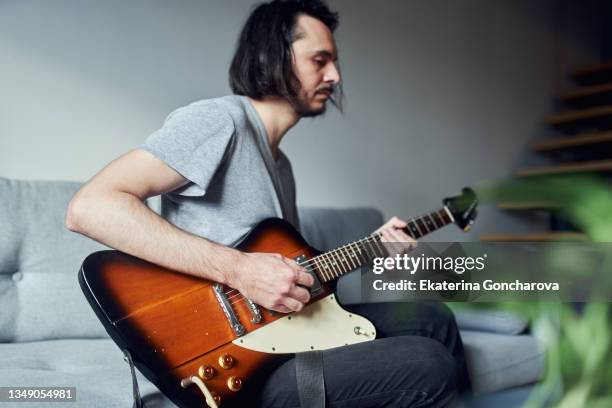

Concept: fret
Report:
left=431, top=211, right=444, bottom=228
left=321, top=255, right=335, bottom=281
left=407, top=220, right=422, bottom=239
left=319, top=253, right=332, bottom=279
left=360, top=237, right=376, bottom=261
left=371, top=236, right=388, bottom=258
left=342, top=247, right=353, bottom=272
left=333, top=249, right=349, bottom=275
left=427, top=213, right=439, bottom=229
left=313, top=256, right=329, bottom=282
left=336, top=249, right=348, bottom=275
left=324, top=252, right=340, bottom=278
left=341, top=245, right=356, bottom=269
left=439, top=208, right=452, bottom=225
left=350, top=242, right=367, bottom=266
left=415, top=217, right=429, bottom=234
left=404, top=227, right=416, bottom=239
left=306, top=257, right=325, bottom=282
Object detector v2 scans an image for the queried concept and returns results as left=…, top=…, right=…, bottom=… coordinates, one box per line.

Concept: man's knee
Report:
left=402, top=336, right=458, bottom=395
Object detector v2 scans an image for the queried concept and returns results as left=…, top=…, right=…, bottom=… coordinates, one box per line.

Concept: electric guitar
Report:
left=79, top=188, right=477, bottom=408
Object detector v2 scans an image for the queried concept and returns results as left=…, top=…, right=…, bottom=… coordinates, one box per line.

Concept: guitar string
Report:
left=222, top=210, right=452, bottom=304
left=222, top=211, right=452, bottom=306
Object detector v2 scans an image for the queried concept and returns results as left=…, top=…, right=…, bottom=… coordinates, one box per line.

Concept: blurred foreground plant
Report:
left=475, top=175, right=612, bottom=408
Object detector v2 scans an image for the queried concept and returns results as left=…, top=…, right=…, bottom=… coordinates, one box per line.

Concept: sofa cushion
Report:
left=0, top=178, right=107, bottom=342
left=0, top=339, right=175, bottom=407
left=453, top=308, right=529, bottom=335
left=461, top=330, right=544, bottom=395
left=463, top=384, right=535, bottom=407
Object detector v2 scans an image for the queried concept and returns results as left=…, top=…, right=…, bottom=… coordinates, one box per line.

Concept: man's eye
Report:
left=313, top=59, right=325, bottom=67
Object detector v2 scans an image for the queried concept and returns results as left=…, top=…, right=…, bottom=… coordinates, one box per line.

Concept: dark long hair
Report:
left=229, top=0, right=342, bottom=110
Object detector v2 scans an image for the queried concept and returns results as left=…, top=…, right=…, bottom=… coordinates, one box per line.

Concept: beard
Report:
left=290, top=86, right=333, bottom=118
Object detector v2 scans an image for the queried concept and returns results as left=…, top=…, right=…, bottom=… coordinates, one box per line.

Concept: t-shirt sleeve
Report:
left=141, top=101, right=235, bottom=196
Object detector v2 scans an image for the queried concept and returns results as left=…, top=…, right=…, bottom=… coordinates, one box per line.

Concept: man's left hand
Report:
left=375, top=216, right=417, bottom=257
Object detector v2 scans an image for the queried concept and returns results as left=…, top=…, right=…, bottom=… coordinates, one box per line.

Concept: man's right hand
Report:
left=228, top=252, right=315, bottom=313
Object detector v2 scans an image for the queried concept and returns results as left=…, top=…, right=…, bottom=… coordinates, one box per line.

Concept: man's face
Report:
left=290, top=14, right=341, bottom=117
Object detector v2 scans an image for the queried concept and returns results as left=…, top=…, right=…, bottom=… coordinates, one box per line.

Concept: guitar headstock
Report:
left=443, top=187, right=478, bottom=232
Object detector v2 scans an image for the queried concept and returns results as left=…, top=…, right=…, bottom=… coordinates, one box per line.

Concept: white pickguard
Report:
left=233, top=294, right=376, bottom=353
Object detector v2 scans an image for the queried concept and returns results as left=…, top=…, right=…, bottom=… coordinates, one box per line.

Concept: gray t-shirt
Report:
left=142, top=95, right=299, bottom=246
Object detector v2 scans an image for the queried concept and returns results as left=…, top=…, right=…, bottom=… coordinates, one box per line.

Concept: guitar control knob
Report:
left=218, top=354, right=235, bottom=369
left=198, top=365, right=215, bottom=380
left=227, top=376, right=243, bottom=392
left=212, top=392, right=222, bottom=405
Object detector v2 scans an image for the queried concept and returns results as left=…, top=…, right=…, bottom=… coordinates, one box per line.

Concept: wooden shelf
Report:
left=480, top=232, right=587, bottom=242
left=533, top=131, right=612, bottom=152
left=516, top=160, right=612, bottom=177
left=516, top=159, right=612, bottom=176
left=546, top=105, right=612, bottom=127
left=496, top=202, right=557, bottom=211
left=560, top=83, right=612, bottom=107
left=573, top=61, right=612, bottom=85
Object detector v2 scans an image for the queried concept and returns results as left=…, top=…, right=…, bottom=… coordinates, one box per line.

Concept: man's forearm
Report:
left=66, top=189, right=239, bottom=284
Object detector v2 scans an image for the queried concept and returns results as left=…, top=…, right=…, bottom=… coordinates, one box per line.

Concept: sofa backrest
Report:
left=0, top=178, right=107, bottom=342
left=299, top=207, right=384, bottom=305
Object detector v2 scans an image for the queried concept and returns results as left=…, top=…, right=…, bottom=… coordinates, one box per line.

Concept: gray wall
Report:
left=0, top=0, right=603, bottom=240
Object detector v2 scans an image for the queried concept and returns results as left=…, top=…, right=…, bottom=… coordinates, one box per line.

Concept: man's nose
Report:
left=324, top=62, right=341, bottom=85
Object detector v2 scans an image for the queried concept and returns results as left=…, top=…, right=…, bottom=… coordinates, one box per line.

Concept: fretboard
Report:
left=301, top=206, right=454, bottom=283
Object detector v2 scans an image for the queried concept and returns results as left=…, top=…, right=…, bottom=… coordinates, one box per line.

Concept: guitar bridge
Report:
left=213, top=284, right=245, bottom=336
left=245, top=298, right=263, bottom=323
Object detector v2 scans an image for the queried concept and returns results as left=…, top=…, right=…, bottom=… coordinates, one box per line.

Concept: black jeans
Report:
left=249, top=302, right=470, bottom=408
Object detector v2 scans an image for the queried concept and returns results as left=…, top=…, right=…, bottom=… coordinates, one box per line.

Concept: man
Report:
left=67, top=0, right=468, bottom=406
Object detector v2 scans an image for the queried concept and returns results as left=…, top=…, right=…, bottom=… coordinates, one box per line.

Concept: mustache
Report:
left=315, top=86, right=334, bottom=94
left=316, top=86, right=334, bottom=93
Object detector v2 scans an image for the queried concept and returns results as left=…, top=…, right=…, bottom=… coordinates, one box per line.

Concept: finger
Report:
left=388, top=227, right=411, bottom=243
left=389, top=216, right=408, bottom=228
left=282, top=297, right=305, bottom=313
left=395, top=229, right=418, bottom=249
left=289, top=285, right=311, bottom=304
left=283, top=259, right=310, bottom=276
left=388, top=228, right=418, bottom=252
left=379, top=228, right=392, bottom=242
left=380, top=229, right=403, bottom=256
left=273, top=305, right=292, bottom=314
left=295, top=270, right=314, bottom=287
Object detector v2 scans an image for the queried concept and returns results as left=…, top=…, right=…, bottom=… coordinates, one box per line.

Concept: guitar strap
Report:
left=295, top=351, right=326, bottom=408
left=123, top=349, right=144, bottom=408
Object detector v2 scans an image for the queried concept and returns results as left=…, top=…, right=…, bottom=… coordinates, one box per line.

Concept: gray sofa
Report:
left=0, top=178, right=544, bottom=407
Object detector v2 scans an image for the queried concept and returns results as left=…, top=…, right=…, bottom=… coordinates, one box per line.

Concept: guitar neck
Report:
left=302, top=206, right=454, bottom=283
